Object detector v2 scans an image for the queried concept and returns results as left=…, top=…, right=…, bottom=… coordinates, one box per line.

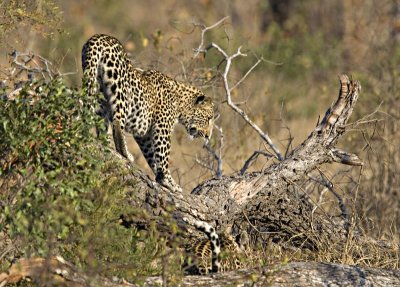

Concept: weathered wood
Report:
left=121, top=75, right=362, bottom=251
left=144, top=262, right=400, bottom=287
left=145, top=262, right=400, bottom=287
left=2, top=257, right=398, bottom=287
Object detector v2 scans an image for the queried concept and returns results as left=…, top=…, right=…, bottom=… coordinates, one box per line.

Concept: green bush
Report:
left=0, top=79, right=183, bottom=281
left=0, top=79, right=104, bottom=254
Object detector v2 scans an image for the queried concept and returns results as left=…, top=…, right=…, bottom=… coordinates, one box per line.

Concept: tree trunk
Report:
left=123, top=75, right=362, bottom=252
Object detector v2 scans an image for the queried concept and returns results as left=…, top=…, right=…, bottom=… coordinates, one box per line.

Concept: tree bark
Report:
left=123, top=75, right=362, bottom=251
left=144, top=261, right=400, bottom=287
left=2, top=257, right=399, bottom=287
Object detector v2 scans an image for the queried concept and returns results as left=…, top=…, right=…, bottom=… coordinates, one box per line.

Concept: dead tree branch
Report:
left=206, top=43, right=283, bottom=160
left=112, top=74, right=364, bottom=256
left=201, top=124, right=224, bottom=178
left=9, top=51, right=58, bottom=81
left=1, top=52, right=77, bottom=92
left=239, top=150, right=273, bottom=175
left=193, top=16, right=230, bottom=58
left=193, top=18, right=284, bottom=160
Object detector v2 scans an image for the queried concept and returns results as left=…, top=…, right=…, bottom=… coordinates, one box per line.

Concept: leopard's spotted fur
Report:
left=82, top=34, right=214, bottom=191
left=183, top=219, right=245, bottom=275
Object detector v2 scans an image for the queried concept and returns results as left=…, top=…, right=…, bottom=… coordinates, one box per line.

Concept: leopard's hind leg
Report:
left=112, top=118, right=135, bottom=163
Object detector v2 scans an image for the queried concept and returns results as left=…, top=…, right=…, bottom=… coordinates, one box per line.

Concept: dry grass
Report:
left=0, top=0, right=398, bottom=275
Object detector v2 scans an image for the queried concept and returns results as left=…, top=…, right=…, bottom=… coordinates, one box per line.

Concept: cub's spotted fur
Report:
left=184, top=220, right=245, bottom=274
left=187, top=219, right=221, bottom=273
left=82, top=34, right=214, bottom=191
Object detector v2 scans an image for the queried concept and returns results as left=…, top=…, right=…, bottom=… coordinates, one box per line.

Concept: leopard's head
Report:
left=181, top=92, right=214, bottom=141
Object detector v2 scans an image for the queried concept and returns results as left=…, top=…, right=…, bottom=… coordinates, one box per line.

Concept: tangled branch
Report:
left=193, top=18, right=284, bottom=162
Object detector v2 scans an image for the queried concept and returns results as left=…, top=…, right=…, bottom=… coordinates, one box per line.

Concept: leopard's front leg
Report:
left=156, top=168, right=182, bottom=193
left=136, top=126, right=182, bottom=192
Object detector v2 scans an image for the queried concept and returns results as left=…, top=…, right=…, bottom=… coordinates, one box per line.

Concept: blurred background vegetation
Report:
left=0, top=0, right=399, bottom=281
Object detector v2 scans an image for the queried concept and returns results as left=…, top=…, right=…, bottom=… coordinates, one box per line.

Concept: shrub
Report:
left=0, top=79, right=183, bottom=281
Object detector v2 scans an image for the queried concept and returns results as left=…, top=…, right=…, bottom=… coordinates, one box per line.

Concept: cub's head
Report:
left=181, top=91, right=214, bottom=141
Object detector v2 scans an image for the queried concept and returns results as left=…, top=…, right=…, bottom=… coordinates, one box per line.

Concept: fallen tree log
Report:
left=1, top=257, right=399, bottom=287
left=86, top=73, right=399, bottom=285
left=122, top=75, right=362, bottom=251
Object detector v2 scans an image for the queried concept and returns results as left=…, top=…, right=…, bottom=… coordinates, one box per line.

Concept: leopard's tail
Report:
left=183, top=217, right=221, bottom=273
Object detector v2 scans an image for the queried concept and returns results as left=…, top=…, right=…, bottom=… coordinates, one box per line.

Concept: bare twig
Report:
left=283, top=176, right=336, bottom=227
left=240, top=150, right=273, bottom=175
left=193, top=16, right=229, bottom=58
left=207, top=42, right=284, bottom=160
left=195, top=156, right=215, bottom=171
left=199, top=123, right=224, bottom=178
left=9, top=51, right=59, bottom=82
left=192, top=18, right=284, bottom=160
left=309, top=168, right=350, bottom=233
left=344, top=101, right=383, bottom=129
left=279, top=101, right=294, bottom=158
left=343, top=165, right=364, bottom=262
left=230, top=57, right=263, bottom=91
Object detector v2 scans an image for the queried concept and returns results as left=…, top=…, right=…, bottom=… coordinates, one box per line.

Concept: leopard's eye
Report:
left=195, top=95, right=205, bottom=104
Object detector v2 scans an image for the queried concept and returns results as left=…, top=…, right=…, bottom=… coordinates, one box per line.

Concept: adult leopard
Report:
left=82, top=34, right=214, bottom=192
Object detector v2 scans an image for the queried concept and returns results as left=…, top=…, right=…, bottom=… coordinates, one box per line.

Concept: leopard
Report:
left=81, top=34, right=214, bottom=192
left=118, top=214, right=245, bottom=274
left=183, top=218, right=246, bottom=275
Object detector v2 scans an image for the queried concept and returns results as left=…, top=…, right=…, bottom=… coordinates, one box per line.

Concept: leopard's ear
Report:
left=195, top=95, right=212, bottom=105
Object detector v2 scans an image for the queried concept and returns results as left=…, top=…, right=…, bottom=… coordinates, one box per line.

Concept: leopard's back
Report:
left=82, top=34, right=151, bottom=136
